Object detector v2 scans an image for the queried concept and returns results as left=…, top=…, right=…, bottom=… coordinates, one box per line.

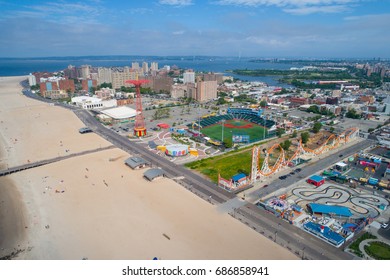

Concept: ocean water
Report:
left=0, top=56, right=294, bottom=87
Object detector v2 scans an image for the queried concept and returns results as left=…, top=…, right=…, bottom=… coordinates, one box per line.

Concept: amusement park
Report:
left=92, top=76, right=390, bottom=257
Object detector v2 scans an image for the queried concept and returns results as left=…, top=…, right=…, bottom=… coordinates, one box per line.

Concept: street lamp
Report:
left=197, top=107, right=201, bottom=136
left=302, top=247, right=306, bottom=260
left=221, top=119, right=225, bottom=143
left=274, top=230, right=278, bottom=242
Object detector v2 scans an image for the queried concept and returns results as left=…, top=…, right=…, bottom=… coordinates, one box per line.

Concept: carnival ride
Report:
left=218, top=127, right=359, bottom=190
left=250, top=127, right=359, bottom=181
left=125, top=78, right=149, bottom=137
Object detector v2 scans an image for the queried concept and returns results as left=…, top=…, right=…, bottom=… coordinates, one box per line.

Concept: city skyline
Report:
left=0, top=0, right=389, bottom=58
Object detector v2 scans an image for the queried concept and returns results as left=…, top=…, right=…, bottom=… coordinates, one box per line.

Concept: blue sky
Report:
left=0, top=0, right=389, bottom=58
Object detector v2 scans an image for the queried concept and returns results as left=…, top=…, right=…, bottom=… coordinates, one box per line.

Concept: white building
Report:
left=80, top=65, right=91, bottom=79
left=132, top=62, right=140, bottom=70
left=71, top=96, right=117, bottom=110
left=99, top=106, right=138, bottom=124
left=171, top=84, right=187, bottom=99
left=97, top=67, right=113, bottom=85
left=72, top=96, right=103, bottom=109
left=151, top=62, right=158, bottom=71
left=142, top=62, right=149, bottom=74
left=183, top=71, right=195, bottom=84
left=28, top=73, right=36, bottom=86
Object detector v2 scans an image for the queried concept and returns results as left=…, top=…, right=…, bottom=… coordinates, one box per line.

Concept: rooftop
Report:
left=144, top=168, right=165, bottom=181
left=72, top=96, right=102, bottom=103
left=125, top=157, right=147, bottom=169
left=304, top=221, right=345, bottom=245
left=308, top=203, right=353, bottom=217
left=308, top=175, right=324, bottom=182
left=336, top=162, right=348, bottom=167
left=101, top=106, right=137, bottom=119
left=232, top=173, right=247, bottom=182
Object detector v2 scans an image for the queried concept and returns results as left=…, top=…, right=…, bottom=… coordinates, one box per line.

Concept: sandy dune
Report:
left=0, top=76, right=296, bottom=259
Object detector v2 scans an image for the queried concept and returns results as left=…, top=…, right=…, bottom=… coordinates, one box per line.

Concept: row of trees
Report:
left=152, top=107, right=170, bottom=120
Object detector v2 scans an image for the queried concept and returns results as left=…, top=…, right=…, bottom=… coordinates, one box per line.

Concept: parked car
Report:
left=263, top=184, right=269, bottom=188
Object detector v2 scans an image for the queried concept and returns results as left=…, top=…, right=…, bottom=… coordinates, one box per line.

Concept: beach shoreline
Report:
left=0, top=177, right=27, bottom=259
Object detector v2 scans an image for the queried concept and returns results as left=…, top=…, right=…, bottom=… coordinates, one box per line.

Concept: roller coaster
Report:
left=218, top=127, right=359, bottom=190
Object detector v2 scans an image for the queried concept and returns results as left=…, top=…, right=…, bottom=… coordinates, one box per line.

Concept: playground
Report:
left=200, top=119, right=268, bottom=143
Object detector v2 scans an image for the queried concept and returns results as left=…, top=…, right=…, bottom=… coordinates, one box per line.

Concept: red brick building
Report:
left=59, top=79, right=75, bottom=93
left=82, top=79, right=98, bottom=92
left=290, top=97, right=308, bottom=106
left=359, top=95, right=375, bottom=104
left=116, top=98, right=133, bottom=106
left=40, top=81, right=58, bottom=93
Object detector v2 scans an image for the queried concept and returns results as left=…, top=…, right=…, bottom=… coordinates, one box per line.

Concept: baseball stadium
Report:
left=190, top=108, right=276, bottom=144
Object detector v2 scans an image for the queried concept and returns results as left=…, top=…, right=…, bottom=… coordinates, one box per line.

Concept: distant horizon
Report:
left=1, top=55, right=389, bottom=61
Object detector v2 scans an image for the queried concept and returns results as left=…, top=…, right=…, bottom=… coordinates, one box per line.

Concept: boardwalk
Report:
left=0, top=145, right=115, bottom=177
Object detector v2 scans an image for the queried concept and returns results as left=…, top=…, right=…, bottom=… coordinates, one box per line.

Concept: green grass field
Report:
left=365, top=241, right=390, bottom=260
left=185, top=150, right=255, bottom=183
left=200, top=119, right=268, bottom=143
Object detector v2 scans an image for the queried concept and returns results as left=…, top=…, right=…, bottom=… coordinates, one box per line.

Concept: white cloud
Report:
left=215, top=0, right=358, bottom=6
left=344, top=13, right=390, bottom=21
left=215, top=0, right=362, bottom=14
left=172, top=30, right=186, bottom=35
left=245, top=36, right=289, bottom=47
left=158, top=0, right=194, bottom=6
left=284, top=4, right=351, bottom=15
left=129, top=8, right=153, bottom=15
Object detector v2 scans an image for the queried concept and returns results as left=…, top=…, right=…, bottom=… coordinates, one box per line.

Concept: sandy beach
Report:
left=0, top=76, right=297, bottom=259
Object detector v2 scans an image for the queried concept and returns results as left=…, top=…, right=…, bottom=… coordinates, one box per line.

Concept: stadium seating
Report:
left=187, top=109, right=275, bottom=130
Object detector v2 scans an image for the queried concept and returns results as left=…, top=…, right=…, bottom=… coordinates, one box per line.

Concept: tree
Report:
left=276, top=128, right=285, bottom=138
left=281, top=139, right=292, bottom=151
left=329, top=127, right=335, bottom=133
left=100, top=82, right=112, bottom=89
left=292, top=130, right=297, bottom=138
left=313, top=122, right=322, bottom=133
left=301, top=132, right=310, bottom=144
left=345, top=108, right=361, bottom=119
left=260, top=100, right=268, bottom=108
left=217, top=97, right=227, bottom=105
left=224, top=138, right=233, bottom=148
left=218, top=91, right=228, bottom=97
left=152, top=107, right=170, bottom=120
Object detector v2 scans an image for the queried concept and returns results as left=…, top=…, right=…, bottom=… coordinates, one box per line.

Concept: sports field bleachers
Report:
left=194, top=113, right=275, bottom=129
